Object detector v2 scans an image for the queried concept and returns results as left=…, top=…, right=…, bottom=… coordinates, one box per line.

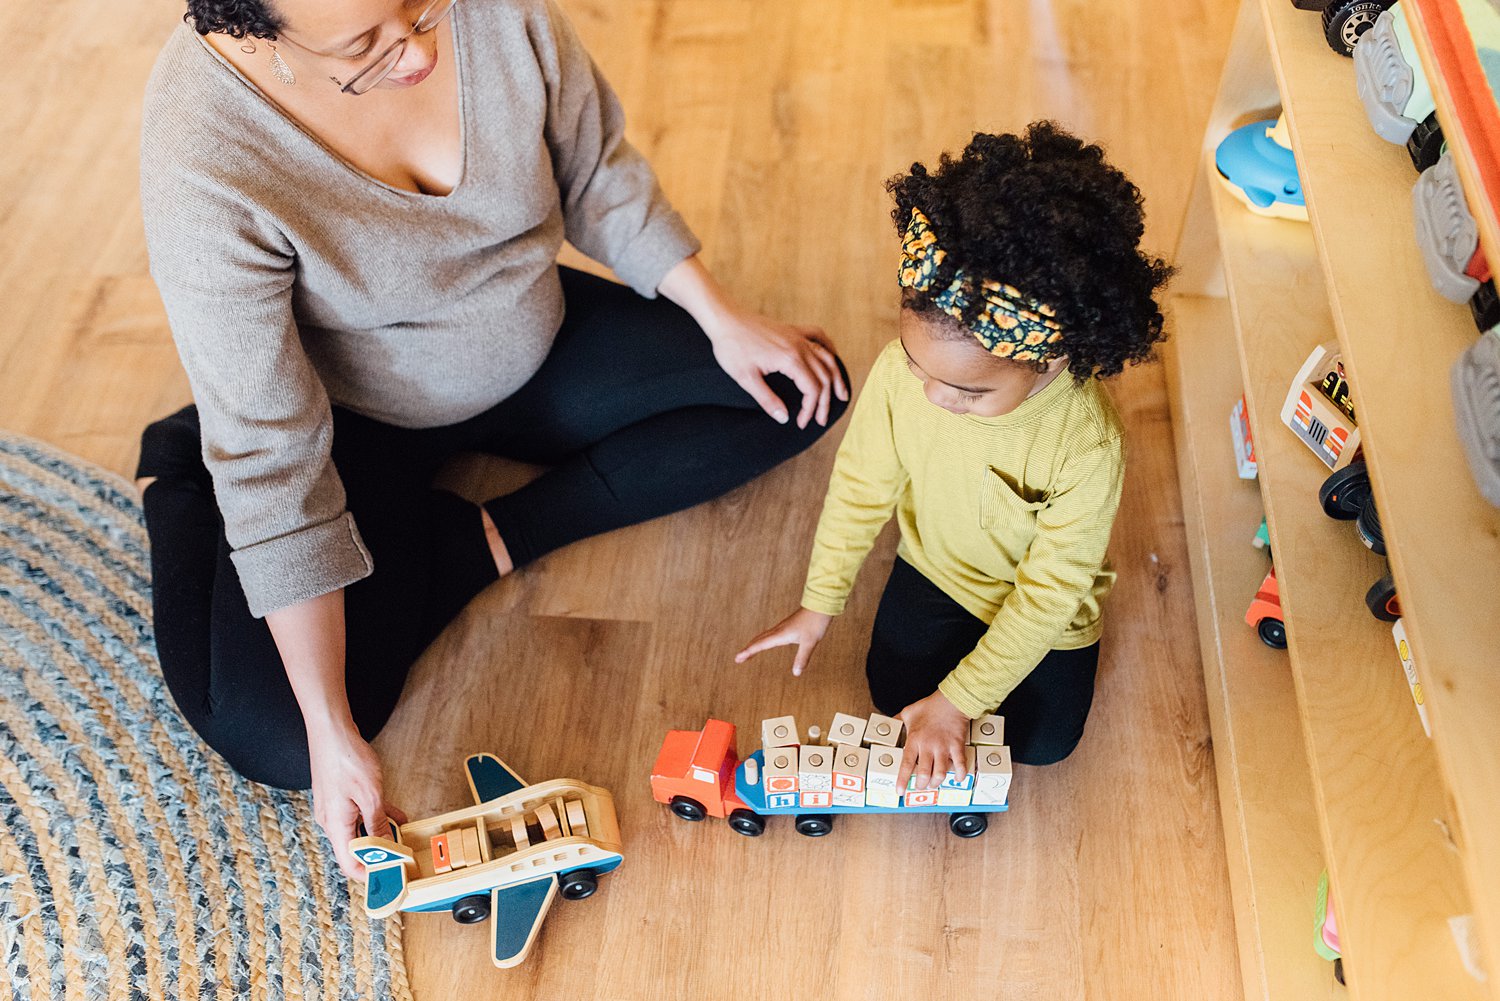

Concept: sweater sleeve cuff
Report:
left=229, top=511, right=374, bottom=619
left=938, top=674, right=997, bottom=721
left=800, top=588, right=848, bottom=617
left=610, top=209, right=701, bottom=298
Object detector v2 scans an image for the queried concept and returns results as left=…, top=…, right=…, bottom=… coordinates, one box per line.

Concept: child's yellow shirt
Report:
left=801, top=339, right=1125, bottom=718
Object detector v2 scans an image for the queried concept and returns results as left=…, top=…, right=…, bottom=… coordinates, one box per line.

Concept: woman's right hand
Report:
left=309, top=724, right=408, bottom=881
left=735, top=608, right=833, bottom=676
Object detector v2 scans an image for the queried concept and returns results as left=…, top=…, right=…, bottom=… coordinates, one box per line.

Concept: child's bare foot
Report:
left=480, top=507, right=513, bottom=577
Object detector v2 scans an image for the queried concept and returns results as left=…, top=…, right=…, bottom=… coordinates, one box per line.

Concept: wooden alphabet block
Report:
left=430, top=832, right=454, bottom=874
left=865, top=788, right=901, bottom=808
left=766, top=790, right=798, bottom=809
left=832, top=744, right=869, bottom=793
left=799, top=789, right=832, bottom=808
left=761, top=715, right=800, bottom=748
left=969, top=715, right=1005, bottom=745
left=864, top=713, right=903, bottom=747
left=798, top=745, right=833, bottom=792
left=937, top=747, right=976, bottom=806
left=828, top=712, right=867, bottom=747
left=763, top=746, right=800, bottom=794
left=903, top=786, right=939, bottom=808
left=973, top=746, right=1013, bottom=806
left=866, top=746, right=904, bottom=796
left=461, top=825, right=482, bottom=865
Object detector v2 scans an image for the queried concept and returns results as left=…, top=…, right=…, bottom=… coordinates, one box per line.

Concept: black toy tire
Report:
left=1335, top=957, right=1346, bottom=986
left=1321, top=0, right=1393, bottom=55
left=727, top=809, right=767, bottom=837
left=794, top=814, right=834, bottom=837
left=1258, top=617, right=1288, bottom=650
left=452, top=893, right=491, bottom=924
left=949, top=813, right=989, bottom=838
left=1470, top=278, right=1500, bottom=333
left=669, top=796, right=707, bottom=822
left=1356, top=502, right=1387, bottom=555
left=1319, top=460, right=1371, bottom=520
left=1407, top=110, right=1446, bottom=173
left=559, top=869, right=598, bottom=901
left=1365, top=573, right=1401, bottom=621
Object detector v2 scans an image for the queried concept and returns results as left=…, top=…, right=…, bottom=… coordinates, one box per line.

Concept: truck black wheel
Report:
left=1365, top=573, right=1401, bottom=621
left=669, top=796, right=707, bottom=822
left=452, top=893, right=491, bottom=924
left=728, top=809, right=767, bottom=837
left=1321, top=0, right=1392, bottom=55
left=559, top=869, right=598, bottom=901
left=1319, top=461, right=1370, bottom=519
left=1258, top=617, right=1288, bottom=650
left=1355, top=501, right=1386, bottom=555
left=1407, top=111, right=1446, bottom=173
left=794, top=814, right=834, bottom=837
left=949, top=813, right=989, bottom=838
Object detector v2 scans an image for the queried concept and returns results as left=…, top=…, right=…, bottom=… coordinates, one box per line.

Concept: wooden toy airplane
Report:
left=348, top=753, right=623, bottom=968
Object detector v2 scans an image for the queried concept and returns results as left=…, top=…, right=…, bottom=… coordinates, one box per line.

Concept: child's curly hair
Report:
left=184, top=0, right=283, bottom=39
left=887, top=122, right=1174, bottom=380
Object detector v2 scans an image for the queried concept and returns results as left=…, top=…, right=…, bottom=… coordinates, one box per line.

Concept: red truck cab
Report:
left=650, top=718, right=760, bottom=834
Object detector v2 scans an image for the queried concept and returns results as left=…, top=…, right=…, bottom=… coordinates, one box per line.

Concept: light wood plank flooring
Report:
left=0, top=1, right=1241, bottom=998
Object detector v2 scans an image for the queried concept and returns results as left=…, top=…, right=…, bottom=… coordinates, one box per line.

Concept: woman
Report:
left=137, top=0, right=848, bottom=878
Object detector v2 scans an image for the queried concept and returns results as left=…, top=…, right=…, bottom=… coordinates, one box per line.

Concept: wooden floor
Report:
left=0, top=0, right=1243, bottom=998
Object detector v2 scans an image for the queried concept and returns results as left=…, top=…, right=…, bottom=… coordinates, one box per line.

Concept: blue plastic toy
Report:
left=1215, top=116, right=1309, bottom=221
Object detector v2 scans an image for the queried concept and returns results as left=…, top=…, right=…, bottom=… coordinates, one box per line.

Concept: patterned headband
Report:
left=898, top=208, right=1065, bottom=362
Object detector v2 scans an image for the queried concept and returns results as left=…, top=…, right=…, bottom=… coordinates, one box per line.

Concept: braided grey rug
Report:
left=0, top=432, right=411, bottom=1001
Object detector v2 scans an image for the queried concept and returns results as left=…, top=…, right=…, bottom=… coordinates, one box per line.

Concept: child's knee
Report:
left=1011, top=728, right=1086, bottom=767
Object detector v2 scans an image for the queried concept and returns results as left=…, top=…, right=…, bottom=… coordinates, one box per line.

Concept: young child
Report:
left=736, top=123, right=1172, bottom=792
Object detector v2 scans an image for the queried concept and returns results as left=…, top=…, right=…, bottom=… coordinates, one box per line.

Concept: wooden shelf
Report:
left=1166, top=1, right=1498, bottom=998
left=1163, top=292, right=1336, bottom=1001
left=1263, top=0, right=1500, bottom=988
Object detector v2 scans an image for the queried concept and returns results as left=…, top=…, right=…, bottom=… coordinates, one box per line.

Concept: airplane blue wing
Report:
left=490, top=875, right=558, bottom=969
left=466, top=752, right=526, bottom=805
left=349, top=838, right=414, bottom=918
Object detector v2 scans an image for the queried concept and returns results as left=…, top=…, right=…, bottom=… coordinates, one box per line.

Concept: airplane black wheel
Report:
left=1365, top=573, right=1401, bottom=621
left=949, top=813, right=989, bottom=838
left=669, top=796, right=707, bottom=822
left=728, top=809, right=767, bottom=837
left=452, top=893, right=491, bottom=924
left=559, top=869, right=598, bottom=901
left=794, top=814, right=834, bottom=837
left=1258, top=617, right=1288, bottom=650
left=1319, top=461, right=1370, bottom=520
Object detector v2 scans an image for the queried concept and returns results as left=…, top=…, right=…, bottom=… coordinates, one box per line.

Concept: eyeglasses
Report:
left=333, top=0, right=459, bottom=95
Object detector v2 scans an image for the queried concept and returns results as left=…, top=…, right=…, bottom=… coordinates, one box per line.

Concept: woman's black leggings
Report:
left=865, top=558, right=1100, bottom=766
left=137, top=267, right=848, bottom=790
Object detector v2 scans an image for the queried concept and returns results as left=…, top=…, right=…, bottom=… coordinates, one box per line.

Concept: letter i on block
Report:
left=762, top=715, right=800, bottom=749
left=831, top=744, right=869, bottom=807
left=864, top=746, right=904, bottom=808
left=970, top=714, right=1004, bottom=745
left=973, top=746, right=1013, bottom=806
left=937, top=747, right=977, bottom=807
left=798, top=745, right=833, bottom=807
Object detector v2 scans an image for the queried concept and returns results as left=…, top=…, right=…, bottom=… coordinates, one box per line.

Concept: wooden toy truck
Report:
left=348, top=753, right=623, bottom=969
left=650, top=717, right=1010, bottom=840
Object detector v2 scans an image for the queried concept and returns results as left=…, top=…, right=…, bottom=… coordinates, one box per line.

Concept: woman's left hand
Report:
left=657, top=256, right=848, bottom=429
left=704, top=307, right=848, bottom=428
left=896, top=690, right=972, bottom=791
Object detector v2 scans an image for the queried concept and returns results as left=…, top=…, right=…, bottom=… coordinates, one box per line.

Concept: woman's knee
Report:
left=138, top=406, right=209, bottom=486
left=186, top=701, right=314, bottom=790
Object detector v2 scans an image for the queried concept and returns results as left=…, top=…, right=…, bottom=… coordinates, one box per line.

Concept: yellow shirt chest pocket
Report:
left=979, top=468, right=1048, bottom=564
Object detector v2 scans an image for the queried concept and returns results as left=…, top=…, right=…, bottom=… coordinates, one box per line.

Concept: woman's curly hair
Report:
left=184, top=0, right=283, bottom=39
left=887, top=122, right=1174, bottom=380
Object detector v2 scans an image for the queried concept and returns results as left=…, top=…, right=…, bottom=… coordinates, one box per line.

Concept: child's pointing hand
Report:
left=896, top=690, right=971, bottom=791
left=735, top=608, right=833, bottom=677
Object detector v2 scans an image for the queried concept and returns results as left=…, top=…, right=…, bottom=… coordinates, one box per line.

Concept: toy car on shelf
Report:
left=1453, top=330, right=1500, bottom=506
left=1214, top=116, right=1308, bottom=221
left=1413, top=151, right=1493, bottom=311
left=651, top=716, right=1010, bottom=840
left=347, top=753, right=623, bottom=969
left=1355, top=5, right=1447, bottom=170
left=1246, top=565, right=1287, bottom=649
left=1281, top=343, right=1361, bottom=469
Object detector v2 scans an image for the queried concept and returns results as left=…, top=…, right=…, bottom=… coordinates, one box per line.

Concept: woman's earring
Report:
left=239, top=39, right=257, bottom=54
left=269, top=43, right=296, bottom=86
